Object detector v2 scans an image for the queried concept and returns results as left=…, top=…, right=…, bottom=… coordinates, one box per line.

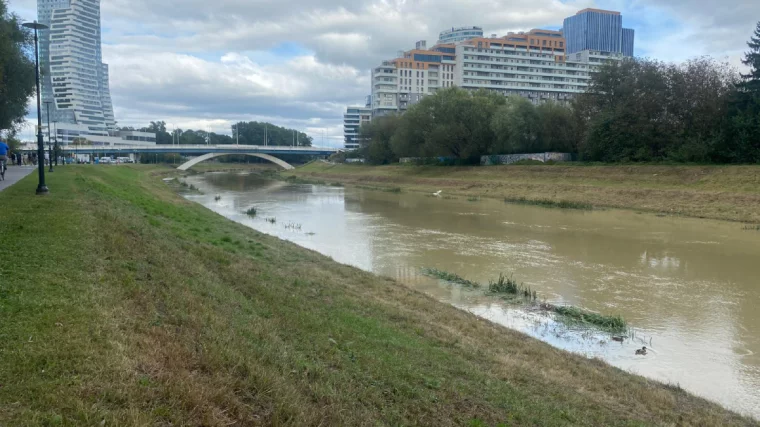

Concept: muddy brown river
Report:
left=183, top=172, right=760, bottom=418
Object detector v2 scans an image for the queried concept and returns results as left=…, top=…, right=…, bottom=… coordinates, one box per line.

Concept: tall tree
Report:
left=358, top=115, right=400, bottom=164
left=740, top=21, right=760, bottom=93
left=0, top=0, right=35, bottom=133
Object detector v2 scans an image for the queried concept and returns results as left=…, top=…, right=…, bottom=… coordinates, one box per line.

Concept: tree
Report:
left=491, top=96, right=540, bottom=154
left=0, top=0, right=36, bottom=134
left=711, top=23, right=760, bottom=163
left=390, top=88, right=505, bottom=161
left=740, top=21, right=760, bottom=93
left=358, top=115, right=401, bottom=164
left=536, top=102, right=576, bottom=153
left=233, top=121, right=312, bottom=147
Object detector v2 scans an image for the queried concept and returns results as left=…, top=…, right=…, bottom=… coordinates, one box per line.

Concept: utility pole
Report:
left=265, top=124, right=268, bottom=146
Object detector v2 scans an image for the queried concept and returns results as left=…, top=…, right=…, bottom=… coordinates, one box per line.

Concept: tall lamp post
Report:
left=23, top=21, right=49, bottom=194
left=53, top=120, right=60, bottom=166
left=44, top=100, right=54, bottom=172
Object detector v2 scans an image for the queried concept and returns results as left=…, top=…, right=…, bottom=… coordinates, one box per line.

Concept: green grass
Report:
left=421, top=268, right=481, bottom=288
left=0, top=165, right=753, bottom=426
left=488, top=274, right=537, bottom=300
left=549, top=305, right=628, bottom=332
left=504, top=197, right=593, bottom=210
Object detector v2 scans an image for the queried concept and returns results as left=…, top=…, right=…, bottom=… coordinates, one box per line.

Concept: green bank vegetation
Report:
left=0, top=166, right=755, bottom=425
left=352, top=23, right=760, bottom=165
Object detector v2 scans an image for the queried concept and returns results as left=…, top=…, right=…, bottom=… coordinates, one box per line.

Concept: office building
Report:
left=37, top=0, right=154, bottom=146
left=563, top=8, right=635, bottom=56
left=438, top=26, right=484, bottom=44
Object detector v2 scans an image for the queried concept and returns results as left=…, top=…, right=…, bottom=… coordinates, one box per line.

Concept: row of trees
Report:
left=360, top=23, right=760, bottom=165
left=120, top=121, right=313, bottom=147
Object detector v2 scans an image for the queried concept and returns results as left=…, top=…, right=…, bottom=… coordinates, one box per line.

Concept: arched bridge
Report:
left=61, top=144, right=339, bottom=170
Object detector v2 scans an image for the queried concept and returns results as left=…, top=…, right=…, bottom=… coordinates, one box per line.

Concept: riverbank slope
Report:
left=0, top=165, right=754, bottom=425
left=289, top=162, right=760, bottom=223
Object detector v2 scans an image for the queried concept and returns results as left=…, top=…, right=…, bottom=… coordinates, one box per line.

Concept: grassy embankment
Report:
left=0, top=165, right=756, bottom=426
left=289, top=162, right=760, bottom=223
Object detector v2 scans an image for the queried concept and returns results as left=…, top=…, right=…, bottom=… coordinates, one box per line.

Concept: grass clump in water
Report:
left=488, top=274, right=537, bottom=300
left=245, top=207, right=257, bottom=217
left=548, top=304, right=627, bottom=332
left=742, top=224, right=760, bottom=231
left=214, top=195, right=222, bottom=201
left=505, top=197, right=592, bottom=210
left=421, top=268, right=480, bottom=288
left=467, top=196, right=480, bottom=202
left=265, top=217, right=277, bottom=224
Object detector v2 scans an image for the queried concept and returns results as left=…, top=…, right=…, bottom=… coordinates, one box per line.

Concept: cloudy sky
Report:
left=7, top=0, right=759, bottom=147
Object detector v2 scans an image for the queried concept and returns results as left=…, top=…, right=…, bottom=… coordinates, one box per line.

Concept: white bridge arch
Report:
left=177, top=153, right=295, bottom=171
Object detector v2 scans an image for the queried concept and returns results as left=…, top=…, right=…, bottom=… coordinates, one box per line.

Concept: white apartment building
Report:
left=343, top=106, right=373, bottom=150
left=369, top=26, right=626, bottom=116
left=38, top=0, right=155, bottom=146
left=438, top=26, right=484, bottom=44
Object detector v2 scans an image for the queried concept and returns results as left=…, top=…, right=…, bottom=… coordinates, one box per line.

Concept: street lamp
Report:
left=23, top=21, right=49, bottom=194
left=53, top=120, right=60, bottom=166
left=44, top=100, right=54, bottom=172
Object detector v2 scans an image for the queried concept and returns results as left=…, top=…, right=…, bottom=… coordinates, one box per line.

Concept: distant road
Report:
left=0, top=166, right=35, bottom=192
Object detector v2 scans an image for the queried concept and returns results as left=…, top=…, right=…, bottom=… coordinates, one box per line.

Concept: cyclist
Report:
left=0, top=139, right=9, bottom=180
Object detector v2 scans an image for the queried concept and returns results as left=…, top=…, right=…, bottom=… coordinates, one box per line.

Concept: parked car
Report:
left=99, top=157, right=113, bottom=164
left=117, top=157, right=134, bottom=164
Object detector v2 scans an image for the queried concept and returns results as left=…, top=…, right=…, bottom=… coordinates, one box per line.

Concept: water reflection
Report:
left=184, top=172, right=760, bottom=418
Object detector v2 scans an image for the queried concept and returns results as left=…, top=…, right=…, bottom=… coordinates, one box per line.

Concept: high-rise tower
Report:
left=38, top=0, right=116, bottom=136
left=563, top=8, right=635, bottom=56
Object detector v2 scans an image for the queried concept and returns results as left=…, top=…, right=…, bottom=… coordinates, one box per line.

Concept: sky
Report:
left=7, top=0, right=759, bottom=147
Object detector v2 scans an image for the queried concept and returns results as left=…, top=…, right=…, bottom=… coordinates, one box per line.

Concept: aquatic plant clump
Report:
left=245, top=207, right=257, bottom=217
left=548, top=304, right=627, bottom=331
left=504, top=197, right=592, bottom=210
left=488, top=274, right=537, bottom=300
left=421, top=268, right=481, bottom=288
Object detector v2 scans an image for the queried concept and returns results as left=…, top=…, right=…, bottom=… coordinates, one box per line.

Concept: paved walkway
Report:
left=0, top=166, right=36, bottom=192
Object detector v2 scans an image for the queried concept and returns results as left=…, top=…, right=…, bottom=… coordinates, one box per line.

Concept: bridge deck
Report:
left=26, top=144, right=338, bottom=156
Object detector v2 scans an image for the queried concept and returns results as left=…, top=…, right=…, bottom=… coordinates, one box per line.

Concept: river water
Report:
left=183, top=172, right=760, bottom=418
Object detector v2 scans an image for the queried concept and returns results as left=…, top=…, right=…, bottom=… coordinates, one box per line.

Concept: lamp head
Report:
left=22, top=22, right=49, bottom=30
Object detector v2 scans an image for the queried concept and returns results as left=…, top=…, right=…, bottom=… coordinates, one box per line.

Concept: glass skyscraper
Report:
left=37, top=0, right=116, bottom=134
left=563, top=9, right=635, bottom=56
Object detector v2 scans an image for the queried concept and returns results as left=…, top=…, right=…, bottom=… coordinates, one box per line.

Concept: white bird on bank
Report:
left=433, top=191, right=442, bottom=197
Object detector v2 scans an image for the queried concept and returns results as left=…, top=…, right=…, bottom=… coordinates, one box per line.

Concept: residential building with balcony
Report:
left=344, top=106, right=372, bottom=150
left=368, top=11, right=632, bottom=116
left=438, top=26, right=484, bottom=44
